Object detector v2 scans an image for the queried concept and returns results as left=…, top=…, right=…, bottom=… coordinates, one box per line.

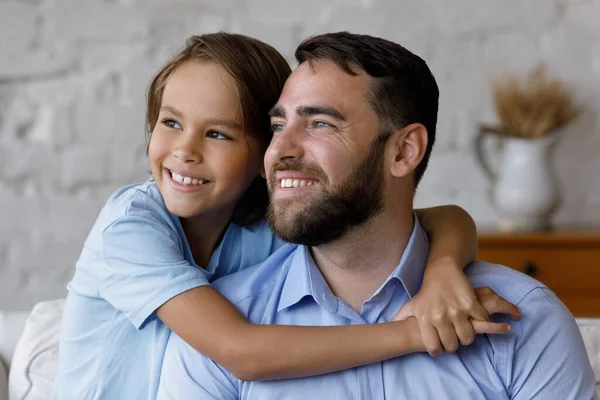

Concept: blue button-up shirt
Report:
left=158, top=219, right=596, bottom=399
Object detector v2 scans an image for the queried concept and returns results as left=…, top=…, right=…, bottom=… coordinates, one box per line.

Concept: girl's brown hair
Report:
left=146, top=32, right=291, bottom=225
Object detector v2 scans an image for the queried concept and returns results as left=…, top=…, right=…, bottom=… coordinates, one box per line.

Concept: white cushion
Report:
left=8, top=300, right=63, bottom=400
left=576, top=318, right=600, bottom=397
left=0, top=312, right=29, bottom=369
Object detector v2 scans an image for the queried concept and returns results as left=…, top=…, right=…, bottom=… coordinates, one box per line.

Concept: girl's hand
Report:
left=393, top=263, right=521, bottom=356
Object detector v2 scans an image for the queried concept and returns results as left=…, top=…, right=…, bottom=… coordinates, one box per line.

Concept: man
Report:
left=158, top=32, right=596, bottom=399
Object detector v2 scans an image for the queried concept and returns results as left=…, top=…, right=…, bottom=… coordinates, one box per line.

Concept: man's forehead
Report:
left=290, top=59, right=368, bottom=84
left=277, top=59, right=371, bottom=108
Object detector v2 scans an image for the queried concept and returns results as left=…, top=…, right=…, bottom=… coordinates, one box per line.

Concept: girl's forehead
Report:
left=162, top=60, right=243, bottom=122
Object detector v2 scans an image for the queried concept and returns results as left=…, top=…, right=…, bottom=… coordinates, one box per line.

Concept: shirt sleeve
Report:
left=509, top=288, right=597, bottom=399
left=99, top=212, right=210, bottom=329
left=157, top=332, right=238, bottom=400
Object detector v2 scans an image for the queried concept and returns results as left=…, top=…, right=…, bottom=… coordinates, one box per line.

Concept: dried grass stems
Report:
left=485, top=64, right=580, bottom=140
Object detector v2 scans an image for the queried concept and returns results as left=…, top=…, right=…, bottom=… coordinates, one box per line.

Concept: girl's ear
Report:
left=389, top=123, right=428, bottom=179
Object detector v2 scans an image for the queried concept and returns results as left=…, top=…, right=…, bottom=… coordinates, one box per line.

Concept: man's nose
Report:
left=266, top=123, right=304, bottom=163
left=173, top=133, right=202, bottom=163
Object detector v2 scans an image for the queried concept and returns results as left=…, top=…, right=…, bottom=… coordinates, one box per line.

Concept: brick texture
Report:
left=1, top=0, right=599, bottom=309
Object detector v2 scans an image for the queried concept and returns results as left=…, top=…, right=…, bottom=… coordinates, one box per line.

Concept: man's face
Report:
left=265, top=60, right=390, bottom=245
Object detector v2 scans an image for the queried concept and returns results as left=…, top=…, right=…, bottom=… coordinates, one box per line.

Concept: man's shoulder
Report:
left=465, top=260, right=547, bottom=306
left=211, top=244, right=299, bottom=311
left=465, top=262, right=596, bottom=398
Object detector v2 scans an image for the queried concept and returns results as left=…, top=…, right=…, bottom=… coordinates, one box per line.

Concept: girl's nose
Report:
left=173, top=136, right=202, bottom=163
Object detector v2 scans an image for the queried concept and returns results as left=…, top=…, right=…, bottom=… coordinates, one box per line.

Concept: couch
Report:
left=1, top=299, right=599, bottom=400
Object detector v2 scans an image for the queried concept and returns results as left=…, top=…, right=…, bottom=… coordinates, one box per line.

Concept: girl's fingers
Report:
left=436, top=322, right=459, bottom=352
left=468, top=301, right=490, bottom=322
left=420, top=323, right=443, bottom=357
left=481, top=296, right=521, bottom=320
left=471, top=320, right=512, bottom=335
left=474, top=286, right=521, bottom=320
left=453, top=318, right=476, bottom=346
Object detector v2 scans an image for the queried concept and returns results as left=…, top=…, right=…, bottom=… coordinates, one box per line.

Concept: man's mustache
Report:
left=268, top=159, right=328, bottom=191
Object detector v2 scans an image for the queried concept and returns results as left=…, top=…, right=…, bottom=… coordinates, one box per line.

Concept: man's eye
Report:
left=207, top=131, right=230, bottom=140
left=163, top=119, right=182, bottom=129
left=314, top=121, right=331, bottom=129
left=270, top=124, right=284, bottom=133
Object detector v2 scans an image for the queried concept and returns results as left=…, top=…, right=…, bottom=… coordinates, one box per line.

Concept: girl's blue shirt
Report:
left=52, top=177, right=287, bottom=400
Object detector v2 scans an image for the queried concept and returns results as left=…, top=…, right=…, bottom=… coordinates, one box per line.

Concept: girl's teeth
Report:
left=170, top=170, right=205, bottom=185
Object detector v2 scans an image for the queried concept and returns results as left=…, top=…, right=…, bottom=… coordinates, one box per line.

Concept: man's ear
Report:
left=389, top=123, right=428, bottom=178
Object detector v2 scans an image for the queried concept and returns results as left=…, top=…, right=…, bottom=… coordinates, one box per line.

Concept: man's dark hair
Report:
left=295, top=32, right=439, bottom=187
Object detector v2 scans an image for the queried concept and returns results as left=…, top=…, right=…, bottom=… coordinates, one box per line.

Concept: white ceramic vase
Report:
left=475, top=128, right=561, bottom=231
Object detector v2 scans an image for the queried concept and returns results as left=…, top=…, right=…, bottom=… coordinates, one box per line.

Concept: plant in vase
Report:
left=475, top=64, right=580, bottom=231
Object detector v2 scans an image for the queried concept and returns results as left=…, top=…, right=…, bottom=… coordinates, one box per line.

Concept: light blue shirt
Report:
left=52, top=178, right=286, bottom=400
left=158, top=218, right=596, bottom=400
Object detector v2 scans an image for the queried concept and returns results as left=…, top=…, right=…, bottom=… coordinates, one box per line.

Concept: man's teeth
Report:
left=170, top=171, right=205, bottom=185
left=280, top=179, right=315, bottom=188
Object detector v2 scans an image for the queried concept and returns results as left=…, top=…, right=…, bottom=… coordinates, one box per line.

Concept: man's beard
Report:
left=266, top=131, right=391, bottom=246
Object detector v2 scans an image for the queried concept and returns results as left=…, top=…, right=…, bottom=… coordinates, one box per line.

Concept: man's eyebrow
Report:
left=296, top=105, right=346, bottom=121
left=268, top=105, right=285, bottom=118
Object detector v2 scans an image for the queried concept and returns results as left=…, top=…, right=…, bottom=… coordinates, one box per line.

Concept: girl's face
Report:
left=148, top=60, right=264, bottom=221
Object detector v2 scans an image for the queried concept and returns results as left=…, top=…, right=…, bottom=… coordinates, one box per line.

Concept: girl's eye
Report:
left=207, top=131, right=231, bottom=140
left=163, top=119, right=182, bottom=129
left=270, top=124, right=284, bottom=133
left=314, top=121, right=331, bottom=129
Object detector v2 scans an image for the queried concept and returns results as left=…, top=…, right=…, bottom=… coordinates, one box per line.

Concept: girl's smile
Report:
left=163, top=167, right=212, bottom=193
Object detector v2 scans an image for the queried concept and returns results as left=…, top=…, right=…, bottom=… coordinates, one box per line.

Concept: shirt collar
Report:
left=278, top=246, right=338, bottom=313
left=277, top=213, right=429, bottom=313
left=386, top=214, right=429, bottom=299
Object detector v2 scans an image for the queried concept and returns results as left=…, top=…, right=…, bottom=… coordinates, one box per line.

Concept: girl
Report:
left=53, top=33, right=514, bottom=400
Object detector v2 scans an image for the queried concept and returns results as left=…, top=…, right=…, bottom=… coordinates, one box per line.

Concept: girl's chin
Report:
left=164, top=202, right=205, bottom=219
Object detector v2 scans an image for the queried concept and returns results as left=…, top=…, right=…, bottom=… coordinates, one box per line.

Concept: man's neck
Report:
left=310, top=207, right=414, bottom=313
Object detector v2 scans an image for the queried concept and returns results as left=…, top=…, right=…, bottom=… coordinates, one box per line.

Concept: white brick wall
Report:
left=1, top=0, right=599, bottom=310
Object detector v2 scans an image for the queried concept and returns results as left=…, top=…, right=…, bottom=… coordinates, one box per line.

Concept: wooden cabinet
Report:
left=477, top=230, right=600, bottom=317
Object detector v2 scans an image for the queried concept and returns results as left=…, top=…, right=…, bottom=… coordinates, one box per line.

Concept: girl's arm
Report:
left=158, top=288, right=418, bottom=381
left=397, top=205, right=490, bottom=356
left=157, top=205, right=517, bottom=381
left=157, top=284, right=516, bottom=381
left=416, top=205, right=478, bottom=268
